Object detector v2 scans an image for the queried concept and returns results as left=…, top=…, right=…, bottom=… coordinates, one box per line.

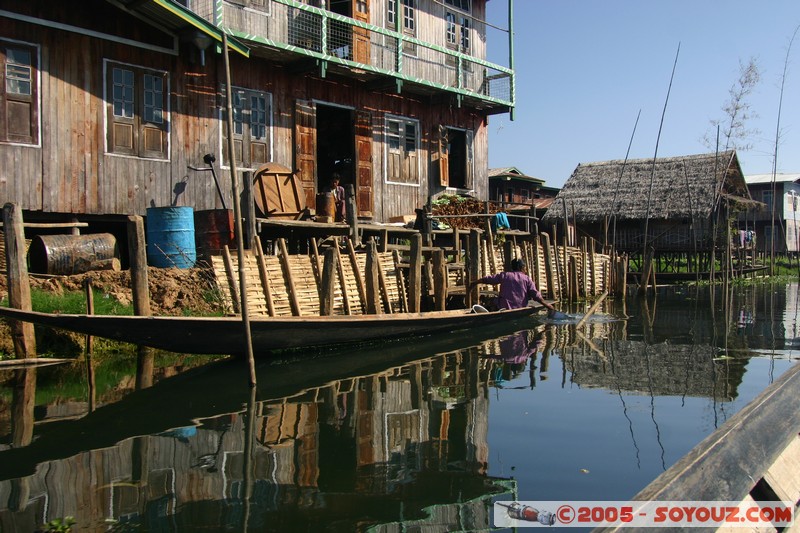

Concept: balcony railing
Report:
left=193, top=0, right=514, bottom=110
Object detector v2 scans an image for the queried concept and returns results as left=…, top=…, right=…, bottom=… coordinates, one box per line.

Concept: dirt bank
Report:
left=0, top=267, right=224, bottom=355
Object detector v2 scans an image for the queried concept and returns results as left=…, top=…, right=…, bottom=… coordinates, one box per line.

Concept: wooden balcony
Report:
left=191, top=0, right=514, bottom=114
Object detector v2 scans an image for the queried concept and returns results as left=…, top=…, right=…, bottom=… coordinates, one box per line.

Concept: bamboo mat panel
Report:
left=352, top=252, right=405, bottom=313
left=211, top=252, right=271, bottom=316
left=338, top=252, right=365, bottom=315
left=0, top=232, right=32, bottom=273
left=285, top=255, right=321, bottom=317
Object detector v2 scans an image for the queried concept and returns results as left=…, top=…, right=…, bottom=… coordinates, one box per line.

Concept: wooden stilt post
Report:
left=408, top=233, right=422, bottom=312
left=346, top=184, right=359, bottom=245
left=467, top=229, right=482, bottom=307
left=541, top=232, right=555, bottom=300
left=365, top=239, right=381, bottom=314
left=3, top=203, right=35, bottom=358
left=84, top=279, right=94, bottom=355
left=127, top=215, right=151, bottom=317
left=320, top=247, right=337, bottom=316
left=433, top=248, right=447, bottom=311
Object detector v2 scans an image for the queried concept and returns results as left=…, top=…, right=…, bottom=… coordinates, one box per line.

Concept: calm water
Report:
left=0, top=282, right=797, bottom=532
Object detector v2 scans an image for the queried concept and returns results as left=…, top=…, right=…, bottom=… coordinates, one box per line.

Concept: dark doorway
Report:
left=447, top=128, right=467, bottom=189
left=317, top=104, right=355, bottom=191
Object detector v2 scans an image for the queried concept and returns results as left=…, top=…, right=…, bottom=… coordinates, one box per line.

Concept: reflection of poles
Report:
left=609, top=339, right=641, bottom=468
left=242, top=385, right=258, bottom=532
left=643, top=346, right=667, bottom=471
left=136, top=346, right=155, bottom=390
left=9, top=369, right=36, bottom=511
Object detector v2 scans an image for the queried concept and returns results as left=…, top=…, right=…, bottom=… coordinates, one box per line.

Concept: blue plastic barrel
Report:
left=146, top=206, right=196, bottom=268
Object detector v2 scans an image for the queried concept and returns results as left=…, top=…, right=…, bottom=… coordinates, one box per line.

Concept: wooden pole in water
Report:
left=3, top=203, right=35, bottom=358
left=576, top=291, right=608, bottom=329
left=126, top=215, right=151, bottom=316
left=641, top=43, right=680, bottom=296
left=222, top=33, right=256, bottom=386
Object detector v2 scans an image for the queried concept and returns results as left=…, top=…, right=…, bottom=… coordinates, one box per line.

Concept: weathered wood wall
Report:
left=0, top=0, right=489, bottom=223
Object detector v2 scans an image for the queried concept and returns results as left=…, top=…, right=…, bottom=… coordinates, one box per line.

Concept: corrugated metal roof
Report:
left=746, top=173, right=800, bottom=184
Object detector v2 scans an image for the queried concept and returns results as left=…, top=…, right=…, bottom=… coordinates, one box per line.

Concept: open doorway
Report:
left=317, top=104, right=355, bottom=191
left=439, top=126, right=474, bottom=190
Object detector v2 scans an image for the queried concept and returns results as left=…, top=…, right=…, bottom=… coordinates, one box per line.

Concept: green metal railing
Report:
left=197, top=0, right=514, bottom=109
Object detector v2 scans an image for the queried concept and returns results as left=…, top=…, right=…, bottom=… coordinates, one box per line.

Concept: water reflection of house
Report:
left=0, top=349, right=510, bottom=531
left=563, top=340, right=745, bottom=400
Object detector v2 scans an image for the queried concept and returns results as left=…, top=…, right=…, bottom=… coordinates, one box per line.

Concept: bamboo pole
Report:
left=254, top=239, right=275, bottom=317
left=576, top=291, right=608, bottom=329
left=222, top=33, right=255, bottom=386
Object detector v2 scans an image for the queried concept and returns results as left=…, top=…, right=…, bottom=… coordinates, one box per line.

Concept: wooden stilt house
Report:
left=541, top=151, right=758, bottom=273
left=0, top=0, right=515, bottom=230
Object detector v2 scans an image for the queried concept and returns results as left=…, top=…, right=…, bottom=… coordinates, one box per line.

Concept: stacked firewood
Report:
left=431, top=195, right=499, bottom=230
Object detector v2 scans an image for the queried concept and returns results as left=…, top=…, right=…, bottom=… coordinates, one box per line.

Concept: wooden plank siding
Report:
left=0, top=0, right=493, bottom=223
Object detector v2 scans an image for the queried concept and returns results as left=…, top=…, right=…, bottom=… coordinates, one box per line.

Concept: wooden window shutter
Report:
left=294, top=100, right=317, bottom=208
left=355, top=110, right=373, bottom=218
left=107, top=66, right=136, bottom=156
left=438, top=125, right=449, bottom=187
left=1, top=43, right=38, bottom=144
left=139, top=72, right=167, bottom=159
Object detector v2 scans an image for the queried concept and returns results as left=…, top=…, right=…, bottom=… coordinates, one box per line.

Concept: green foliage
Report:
left=42, top=516, right=76, bottom=532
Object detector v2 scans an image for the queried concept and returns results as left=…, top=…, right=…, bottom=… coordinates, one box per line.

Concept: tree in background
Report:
left=702, top=57, right=761, bottom=152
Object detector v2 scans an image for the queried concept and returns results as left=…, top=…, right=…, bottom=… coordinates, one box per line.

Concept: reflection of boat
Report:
left=0, top=323, right=528, bottom=531
left=0, top=305, right=541, bottom=355
left=0, top=318, right=535, bottom=481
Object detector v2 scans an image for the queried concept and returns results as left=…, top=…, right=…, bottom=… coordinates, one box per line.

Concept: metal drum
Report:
left=28, top=233, right=119, bottom=275
left=194, top=209, right=234, bottom=261
left=146, top=206, right=196, bottom=269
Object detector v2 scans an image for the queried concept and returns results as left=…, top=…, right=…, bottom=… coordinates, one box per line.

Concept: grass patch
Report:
left=2, top=287, right=134, bottom=316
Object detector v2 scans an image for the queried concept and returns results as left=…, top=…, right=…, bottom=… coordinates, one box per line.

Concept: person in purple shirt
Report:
left=469, top=258, right=555, bottom=314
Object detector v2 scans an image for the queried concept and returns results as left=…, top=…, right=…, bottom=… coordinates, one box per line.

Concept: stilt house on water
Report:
left=540, top=150, right=759, bottom=274
left=0, top=0, right=514, bottom=232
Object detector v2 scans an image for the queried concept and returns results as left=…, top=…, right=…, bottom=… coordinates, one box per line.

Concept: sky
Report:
left=484, top=1, right=800, bottom=188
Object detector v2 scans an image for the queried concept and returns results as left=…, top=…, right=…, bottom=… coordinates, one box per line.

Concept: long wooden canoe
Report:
left=0, top=305, right=542, bottom=355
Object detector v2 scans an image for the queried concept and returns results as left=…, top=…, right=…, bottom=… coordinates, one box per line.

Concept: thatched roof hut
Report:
left=541, top=150, right=755, bottom=253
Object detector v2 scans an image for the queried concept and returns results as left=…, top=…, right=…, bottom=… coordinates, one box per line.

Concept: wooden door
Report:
left=355, top=110, right=373, bottom=218
left=352, top=0, right=370, bottom=64
left=294, top=100, right=317, bottom=208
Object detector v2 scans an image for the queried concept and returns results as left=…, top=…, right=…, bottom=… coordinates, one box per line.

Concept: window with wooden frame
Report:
left=1, top=40, right=39, bottom=145
left=221, top=87, right=271, bottom=169
left=387, top=0, right=397, bottom=29
left=445, top=12, right=470, bottom=53
left=106, top=61, right=168, bottom=159
left=444, top=0, right=471, bottom=10
left=385, top=115, right=419, bottom=185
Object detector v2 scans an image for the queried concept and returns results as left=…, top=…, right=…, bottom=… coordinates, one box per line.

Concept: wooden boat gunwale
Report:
left=0, top=305, right=543, bottom=355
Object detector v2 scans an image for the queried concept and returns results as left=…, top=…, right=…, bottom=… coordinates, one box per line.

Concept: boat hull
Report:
left=0, top=306, right=541, bottom=355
